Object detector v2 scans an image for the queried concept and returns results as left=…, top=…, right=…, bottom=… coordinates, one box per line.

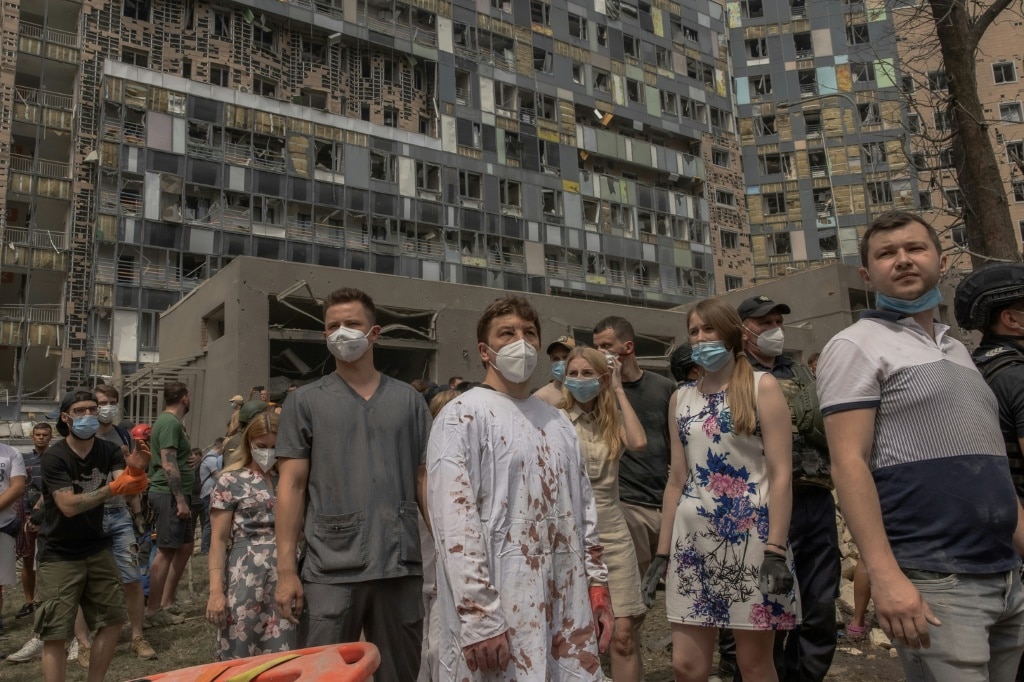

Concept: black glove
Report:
left=641, top=554, right=669, bottom=609
left=759, top=551, right=795, bottom=595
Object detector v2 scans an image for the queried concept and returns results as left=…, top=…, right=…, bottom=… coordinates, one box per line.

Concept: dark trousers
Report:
left=721, top=485, right=840, bottom=682
left=299, top=576, right=424, bottom=682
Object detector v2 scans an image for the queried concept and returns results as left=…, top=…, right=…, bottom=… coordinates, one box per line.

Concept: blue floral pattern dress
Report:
left=210, top=468, right=297, bottom=660
left=666, top=376, right=800, bottom=630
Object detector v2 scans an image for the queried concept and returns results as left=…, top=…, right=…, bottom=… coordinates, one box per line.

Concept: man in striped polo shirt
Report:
left=817, top=211, right=1024, bottom=681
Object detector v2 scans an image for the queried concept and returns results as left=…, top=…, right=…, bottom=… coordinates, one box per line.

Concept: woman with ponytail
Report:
left=205, top=412, right=296, bottom=660
left=558, top=346, right=647, bottom=681
left=642, top=298, right=798, bottom=682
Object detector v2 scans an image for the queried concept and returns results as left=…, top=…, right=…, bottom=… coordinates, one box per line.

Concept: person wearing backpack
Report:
left=198, top=438, right=225, bottom=555
left=718, top=296, right=839, bottom=682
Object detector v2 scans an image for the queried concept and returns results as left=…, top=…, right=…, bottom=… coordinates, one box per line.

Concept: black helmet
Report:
left=954, top=264, right=1024, bottom=331
left=669, top=342, right=694, bottom=382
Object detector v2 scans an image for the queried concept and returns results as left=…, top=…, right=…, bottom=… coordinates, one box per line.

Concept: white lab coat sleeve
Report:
left=576, top=438, right=609, bottom=586
left=426, top=401, right=508, bottom=648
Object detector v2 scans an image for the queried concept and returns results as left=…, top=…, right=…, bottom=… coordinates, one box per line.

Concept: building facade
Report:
left=728, top=0, right=915, bottom=281
left=0, top=0, right=751, bottom=419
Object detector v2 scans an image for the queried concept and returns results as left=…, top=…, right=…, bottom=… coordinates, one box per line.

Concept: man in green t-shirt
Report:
left=144, top=381, right=193, bottom=628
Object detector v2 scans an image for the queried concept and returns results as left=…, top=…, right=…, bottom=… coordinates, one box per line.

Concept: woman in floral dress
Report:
left=647, top=298, right=798, bottom=682
left=557, top=346, right=648, bottom=681
left=205, top=412, right=296, bottom=660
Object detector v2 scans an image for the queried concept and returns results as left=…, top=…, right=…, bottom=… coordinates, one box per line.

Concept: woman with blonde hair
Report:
left=558, top=346, right=648, bottom=680
left=205, top=412, right=296, bottom=660
left=642, top=298, right=798, bottom=682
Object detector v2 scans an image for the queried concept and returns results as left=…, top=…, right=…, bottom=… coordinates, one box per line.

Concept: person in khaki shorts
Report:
left=35, top=389, right=149, bottom=682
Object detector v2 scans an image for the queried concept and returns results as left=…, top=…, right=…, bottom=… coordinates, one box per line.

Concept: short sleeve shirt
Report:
left=40, top=438, right=125, bottom=560
left=0, top=444, right=27, bottom=527
left=276, top=373, right=432, bottom=583
left=148, top=411, right=194, bottom=496
left=618, top=370, right=676, bottom=508
left=816, top=311, right=1018, bottom=574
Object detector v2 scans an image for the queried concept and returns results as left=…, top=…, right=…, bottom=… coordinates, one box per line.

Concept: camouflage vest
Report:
left=774, top=362, right=831, bottom=487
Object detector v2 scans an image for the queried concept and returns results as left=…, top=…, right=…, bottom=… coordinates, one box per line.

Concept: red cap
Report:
left=130, top=424, right=152, bottom=441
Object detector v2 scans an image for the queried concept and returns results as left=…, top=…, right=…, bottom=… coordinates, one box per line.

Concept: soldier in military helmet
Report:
left=956, top=264, right=1024, bottom=501
left=721, top=296, right=839, bottom=682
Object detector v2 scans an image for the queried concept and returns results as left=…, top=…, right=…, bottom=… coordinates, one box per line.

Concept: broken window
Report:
left=530, top=1, right=550, bottom=27
left=743, top=0, right=764, bottom=18
left=301, top=36, right=326, bottom=64
left=568, top=13, right=587, bottom=40
left=211, top=65, right=230, bottom=87
left=758, top=152, right=792, bottom=176
left=213, top=10, right=231, bottom=38
left=867, top=181, right=893, bottom=205
left=846, top=23, right=869, bottom=45
left=862, top=141, right=888, bottom=165
left=533, top=47, right=553, bottom=73
left=763, top=192, right=786, bottom=215
left=623, top=34, right=640, bottom=59
left=416, top=162, right=441, bottom=192
left=384, top=107, right=399, bottom=128
left=754, top=115, right=776, bottom=136
left=459, top=171, right=482, bottom=199
left=751, top=74, right=773, bottom=97
left=254, top=77, right=275, bottom=97
left=383, top=59, right=399, bottom=83
left=994, top=62, right=1017, bottom=84
left=793, top=32, right=812, bottom=58
left=746, top=38, right=768, bottom=59
left=369, top=151, right=395, bottom=181
left=542, top=189, right=563, bottom=217
left=928, top=70, right=948, bottom=91
left=798, top=69, right=817, bottom=95
left=313, top=140, right=343, bottom=173
left=504, top=133, right=521, bottom=160
left=1007, top=141, right=1024, bottom=166
left=715, top=190, right=735, bottom=206
left=809, top=150, right=828, bottom=175
left=122, top=47, right=148, bottom=67
left=768, top=231, right=792, bottom=256
left=297, top=89, right=327, bottom=110
left=539, top=95, right=556, bottom=121
left=907, top=113, right=921, bottom=133
left=454, top=69, right=471, bottom=105
left=656, top=46, right=671, bottom=69
left=626, top=79, right=644, bottom=103
left=124, top=0, right=150, bottom=21
left=661, top=90, right=677, bottom=115
left=804, top=109, right=822, bottom=134
left=851, top=62, right=876, bottom=83
left=572, top=62, right=585, bottom=85
left=859, top=102, right=882, bottom=125
left=593, top=68, right=611, bottom=93
left=500, top=179, right=521, bottom=207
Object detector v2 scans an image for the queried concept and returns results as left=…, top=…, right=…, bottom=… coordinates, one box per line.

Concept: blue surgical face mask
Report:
left=564, top=377, right=603, bottom=403
left=551, top=360, right=566, bottom=383
left=875, top=287, right=943, bottom=315
left=691, top=341, right=732, bottom=372
left=71, top=415, right=100, bottom=440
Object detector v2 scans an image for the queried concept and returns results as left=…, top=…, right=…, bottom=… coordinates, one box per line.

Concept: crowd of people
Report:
left=2, top=210, right=1024, bottom=682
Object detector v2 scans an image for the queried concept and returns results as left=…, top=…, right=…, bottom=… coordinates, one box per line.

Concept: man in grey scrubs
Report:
left=275, top=287, right=432, bottom=682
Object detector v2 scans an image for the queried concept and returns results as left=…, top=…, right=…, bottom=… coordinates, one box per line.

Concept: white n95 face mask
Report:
left=251, top=447, right=277, bottom=472
left=327, top=326, right=370, bottom=362
left=754, top=327, right=785, bottom=358
left=487, top=339, right=538, bottom=384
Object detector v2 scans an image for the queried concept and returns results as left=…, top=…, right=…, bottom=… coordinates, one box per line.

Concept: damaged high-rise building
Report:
left=0, top=0, right=750, bottom=418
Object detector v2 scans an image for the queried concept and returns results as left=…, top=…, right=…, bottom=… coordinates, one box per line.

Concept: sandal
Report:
left=846, top=622, right=869, bottom=640
left=15, top=603, right=35, bottom=619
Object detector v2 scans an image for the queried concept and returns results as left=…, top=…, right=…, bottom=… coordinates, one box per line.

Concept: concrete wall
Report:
left=159, top=256, right=694, bottom=446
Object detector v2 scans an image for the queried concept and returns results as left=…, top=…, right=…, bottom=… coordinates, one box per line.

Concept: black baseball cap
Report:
left=737, top=296, right=791, bottom=320
left=53, top=388, right=96, bottom=436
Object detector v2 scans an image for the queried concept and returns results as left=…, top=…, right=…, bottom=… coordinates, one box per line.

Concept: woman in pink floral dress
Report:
left=205, top=412, right=296, bottom=660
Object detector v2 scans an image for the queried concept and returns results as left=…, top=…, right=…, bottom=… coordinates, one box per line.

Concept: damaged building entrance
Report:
left=268, top=281, right=436, bottom=395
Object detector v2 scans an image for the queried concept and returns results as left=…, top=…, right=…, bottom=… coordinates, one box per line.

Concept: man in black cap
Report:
left=723, top=296, right=839, bottom=682
left=534, top=335, right=575, bottom=406
left=35, top=389, right=149, bottom=681
left=955, top=264, right=1024, bottom=681
left=669, top=341, right=698, bottom=386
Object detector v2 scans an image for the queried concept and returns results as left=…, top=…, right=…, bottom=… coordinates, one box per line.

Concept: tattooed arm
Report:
left=161, top=447, right=190, bottom=519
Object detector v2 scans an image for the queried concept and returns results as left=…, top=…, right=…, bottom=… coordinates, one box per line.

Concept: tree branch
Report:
left=968, top=0, right=1017, bottom=41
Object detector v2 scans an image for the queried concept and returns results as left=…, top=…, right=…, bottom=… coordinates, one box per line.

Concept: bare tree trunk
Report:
left=926, top=0, right=1021, bottom=264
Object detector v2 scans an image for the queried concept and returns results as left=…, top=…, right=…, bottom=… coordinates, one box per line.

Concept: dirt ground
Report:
left=2, top=553, right=904, bottom=681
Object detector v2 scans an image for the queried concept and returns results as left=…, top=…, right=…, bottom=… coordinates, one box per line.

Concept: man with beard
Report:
left=144, top=381, right=192, bottom=628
